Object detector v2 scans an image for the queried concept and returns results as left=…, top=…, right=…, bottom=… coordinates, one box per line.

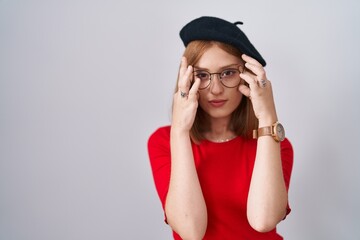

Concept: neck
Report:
left=205, top=117, right=236, bottom=142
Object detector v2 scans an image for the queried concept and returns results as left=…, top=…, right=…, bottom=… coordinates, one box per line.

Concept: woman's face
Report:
left=194, top=45, right=244, bottom=122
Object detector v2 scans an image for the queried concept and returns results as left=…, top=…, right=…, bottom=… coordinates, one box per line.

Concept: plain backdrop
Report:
left=1, top=0, right=360, bottom=239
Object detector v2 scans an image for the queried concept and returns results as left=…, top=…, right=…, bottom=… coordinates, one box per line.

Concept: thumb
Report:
left=239, top=84, right=250, bottom=97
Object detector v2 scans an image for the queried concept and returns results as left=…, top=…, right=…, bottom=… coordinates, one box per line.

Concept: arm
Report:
left=239, top=54, right=289, bottom=232
left=165, top=57, right=207, bottom=239
left=166, top=128, right=207, bottom=239
left=247, top=117, right=288, bottom=232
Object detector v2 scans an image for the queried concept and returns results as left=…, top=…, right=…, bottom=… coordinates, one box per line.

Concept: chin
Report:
left=206, top=109, right=234, bottom=119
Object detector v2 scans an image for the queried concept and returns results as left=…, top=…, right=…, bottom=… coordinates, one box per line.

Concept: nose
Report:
left=209, top=74, right=224, bottom=95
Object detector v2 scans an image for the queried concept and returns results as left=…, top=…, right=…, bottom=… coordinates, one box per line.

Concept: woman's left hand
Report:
left=238, top=54, right=278, bottom=126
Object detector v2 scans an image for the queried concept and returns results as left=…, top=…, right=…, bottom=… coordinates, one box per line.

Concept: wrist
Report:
left=253, top=121, right=285, bottom=142
left=170, top=126, right=190, bottom=138
left=258, top=116, right=278, bottom=128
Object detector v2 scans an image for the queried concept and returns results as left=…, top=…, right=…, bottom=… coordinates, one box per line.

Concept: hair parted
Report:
left=173, top=40, right=258, bottom=143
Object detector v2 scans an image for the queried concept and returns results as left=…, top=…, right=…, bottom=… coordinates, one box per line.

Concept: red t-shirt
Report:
left=148, top=126, right=293, bottom=240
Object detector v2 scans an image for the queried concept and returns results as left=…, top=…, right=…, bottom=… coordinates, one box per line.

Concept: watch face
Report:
left=276, top=123, right=285, bottom=141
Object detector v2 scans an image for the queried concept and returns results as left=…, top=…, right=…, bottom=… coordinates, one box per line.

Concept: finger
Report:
left=179, top=90, right=188, bottom=98
left=178, top=57, right=191, bottom=87
left=238, top=84, right=250, bottom=97
left=258, top=79, right=267, bottom=88
left=188, top=78, right=200, bottom=99
left=179, top=57, right=188, bottom=76
left=183, top=65, right=193, bottom=88
left=240, top=72, right=258, bottom=88
left=244, top=62, right=266, bottom=79
left=242, top=54, right=262, bottom=67
left=178, top=64, right=193, bottom=92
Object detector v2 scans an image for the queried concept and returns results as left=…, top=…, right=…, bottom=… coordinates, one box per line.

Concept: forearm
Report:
left=165, top=128, right=207, bottom=239
left=247, top=119, right=288, bottom=232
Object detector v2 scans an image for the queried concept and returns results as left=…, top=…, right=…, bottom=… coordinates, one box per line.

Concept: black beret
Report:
left=180, top=16, right=266, bottom=66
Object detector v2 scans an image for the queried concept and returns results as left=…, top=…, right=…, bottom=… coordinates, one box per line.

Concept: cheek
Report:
left=235, top=92, right=243, bottom=103
left=228, top=88, right=243, bottom=100
left=198, top=92, right=207, bottom=107
left=198, top=101, right=207, bottom=111
left=231, top=92, right=243, bottom=108
left=198, top=91, right=205, bottom=103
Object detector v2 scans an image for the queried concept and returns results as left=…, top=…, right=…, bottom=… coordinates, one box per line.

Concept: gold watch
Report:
left=253, top=121, right=285, bottom=142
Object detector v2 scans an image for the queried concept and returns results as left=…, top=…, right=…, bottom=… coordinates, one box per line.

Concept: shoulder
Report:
left=148, top=126, right=171, bottom=169
left=148, top=126, right=171, bottom=142
left=281, top=138, right=293, bottom=148
left=148, top=125, right=171, bottom=149
left=280, top=138, right=294, bottom=158
left=280, top=138, right=294, bottom=173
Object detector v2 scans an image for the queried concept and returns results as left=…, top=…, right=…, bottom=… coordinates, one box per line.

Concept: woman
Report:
left=148, top=16, right=293, bottom=240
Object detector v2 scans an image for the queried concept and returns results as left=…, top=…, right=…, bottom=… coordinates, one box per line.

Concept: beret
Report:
left=180, top=16, right=266, bottom=66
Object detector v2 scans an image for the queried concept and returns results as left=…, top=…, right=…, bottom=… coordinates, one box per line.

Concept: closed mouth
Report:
left=208, top=99, right=227, bottom=107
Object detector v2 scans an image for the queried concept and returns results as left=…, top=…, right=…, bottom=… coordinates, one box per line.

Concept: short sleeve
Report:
left=147, top=126, right=172, bottom=211
left=280, top=138, right=294, bottom=217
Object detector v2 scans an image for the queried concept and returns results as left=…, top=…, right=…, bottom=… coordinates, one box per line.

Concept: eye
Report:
left=194, top=71, right=210, bottom=81
left=221, top=69, right=238, bottom=78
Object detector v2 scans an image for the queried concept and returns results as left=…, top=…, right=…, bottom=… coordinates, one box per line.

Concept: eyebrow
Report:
left=193, top=63, right=241, bottom=71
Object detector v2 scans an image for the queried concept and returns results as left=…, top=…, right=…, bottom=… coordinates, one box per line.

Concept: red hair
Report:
left=173, top=40, right=258, bottom=143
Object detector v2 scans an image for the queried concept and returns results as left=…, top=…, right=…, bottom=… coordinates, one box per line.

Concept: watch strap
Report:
left=253, top=126, right=272, bottom=139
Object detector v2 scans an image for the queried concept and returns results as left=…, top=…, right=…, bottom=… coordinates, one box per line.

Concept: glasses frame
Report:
left=193, top=65, right=245, bottom=90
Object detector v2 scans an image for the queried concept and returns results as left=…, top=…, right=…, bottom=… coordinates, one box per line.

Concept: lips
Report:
left=209, top=99, right=227, bottom=107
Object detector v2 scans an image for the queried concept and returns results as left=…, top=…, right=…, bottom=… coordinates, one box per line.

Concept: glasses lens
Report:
left=194, top=71, right=211, bottom=89
left=220, top=69, right=240, bottom=88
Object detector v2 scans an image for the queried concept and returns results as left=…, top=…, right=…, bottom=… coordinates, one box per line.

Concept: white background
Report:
left=1, top=0, right=359, bottom=239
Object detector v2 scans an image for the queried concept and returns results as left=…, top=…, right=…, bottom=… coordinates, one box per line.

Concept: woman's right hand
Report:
left=171, top=57, right=201, bottom=132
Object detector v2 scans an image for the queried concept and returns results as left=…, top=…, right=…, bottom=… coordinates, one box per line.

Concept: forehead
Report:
left=196, top=45, right=241, bottom=70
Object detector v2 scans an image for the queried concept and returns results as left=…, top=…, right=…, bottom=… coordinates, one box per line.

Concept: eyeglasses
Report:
left=193, top=66, right=244, bottom=90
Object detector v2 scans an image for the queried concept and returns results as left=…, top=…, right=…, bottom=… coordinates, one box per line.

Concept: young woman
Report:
left=148, top=16, right=293, bottom=240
